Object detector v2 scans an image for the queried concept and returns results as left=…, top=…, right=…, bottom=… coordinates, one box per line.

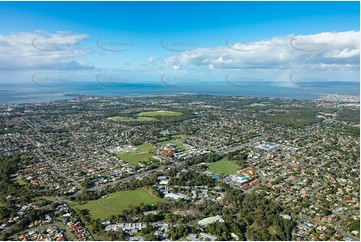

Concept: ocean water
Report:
left=0, top=81, right=359, bottom=104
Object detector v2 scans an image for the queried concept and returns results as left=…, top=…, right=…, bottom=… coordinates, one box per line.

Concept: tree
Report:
left=82, top=177, right=93, bottom=189
left=145, top=233, right=159, bottom=241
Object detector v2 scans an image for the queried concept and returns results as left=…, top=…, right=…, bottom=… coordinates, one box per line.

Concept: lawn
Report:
left=158, top=137, right=169, bottom=141
left=107, top=116, right=158, bottom=122
left=138, top=110, right=183, bottom=117
left=40, top=196, right=60, bottom=201
left=208, top=160, right=240, bottom=176
left=116, top=143, right=156, bottom=165
left=171, top=134, right=183, bottom=138
left=160, top=140, right=188, bottom=149
left=11, top=175, right=27, bottom=185
left=71, top=188, right=161, bottom=220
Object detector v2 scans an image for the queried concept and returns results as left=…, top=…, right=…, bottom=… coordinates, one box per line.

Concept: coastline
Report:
left=0, top=91, right=359, bottom=106
left=0, top=80, right=359, bottom=105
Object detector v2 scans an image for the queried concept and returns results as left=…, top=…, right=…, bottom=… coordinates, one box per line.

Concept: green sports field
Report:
left=116, top=143, right=156, bottom=165
left=138, top=110, right=183, bottom=117
left=171, top=134, right=183, bottom=138
left=71, top=188, right=161, bottom=220
left=208, top=160, right=240, bottom=175
left=11, top=175, right=27, bottom=185
left=107, top=116, right=158, bottom=122
left=160, top=140, right=188, bottom=149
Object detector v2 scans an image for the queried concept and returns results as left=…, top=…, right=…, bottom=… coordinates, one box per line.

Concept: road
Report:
left=20, top=118, right=252, bottom=194
left=334, top=210, right=360, bottom=240
left=88, top=161, right=184, bottom=191
left=21, top=118, right=83, bottom=196
left=89, top=142, right=250, bottom=192
left=87, top=167, right=162, bottom=191
left=299, top=213, right=358, bottom=241
left=12, top=120, right=360, bottom=241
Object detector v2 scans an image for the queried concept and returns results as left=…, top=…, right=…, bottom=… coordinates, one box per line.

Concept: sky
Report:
left=0, top=1, right=359, bottom=88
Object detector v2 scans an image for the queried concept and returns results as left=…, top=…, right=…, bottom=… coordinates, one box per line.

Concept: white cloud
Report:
left=323, top=48, right=359, bottom=59
left=0, top=31, right=94, bottom=70
left=148, top=56, right=157, bottom=64
left=163, top=31, right=360, bottom=72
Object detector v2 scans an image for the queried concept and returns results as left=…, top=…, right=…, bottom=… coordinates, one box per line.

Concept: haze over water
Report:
left=0, top=81, right=359, bottom=104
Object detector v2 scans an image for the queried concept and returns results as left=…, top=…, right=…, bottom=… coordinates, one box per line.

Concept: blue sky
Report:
left=0, top=1, right=359, bottom=87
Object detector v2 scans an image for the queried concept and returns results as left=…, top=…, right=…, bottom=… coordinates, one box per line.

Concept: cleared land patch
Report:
left=208, top=160, right=240, bottom=176
left=158, top=134, right=187, bottom=149
left=11, top=175, right=27, bottom=185
left=71, top=188, right=161, bottom=220
left=138, top=110, right=183, bottom=117
left=107, top=116, right=158, bottom=122
left=116, top=143, right=156, bottom=165
left=160, top=140, right=188, bottom=149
